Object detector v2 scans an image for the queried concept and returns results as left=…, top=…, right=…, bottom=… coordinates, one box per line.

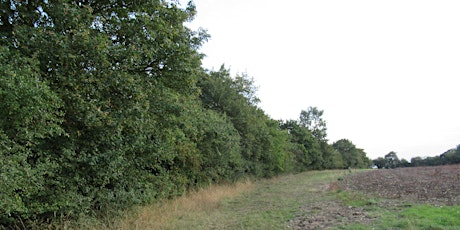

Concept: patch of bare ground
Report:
left=289, top=165, right=460, bottom=229
left=339, top=164, right=460, bottom=206
left=288, top=170, right=380, bottom=230
left=288, top=200, right=376, bottom=230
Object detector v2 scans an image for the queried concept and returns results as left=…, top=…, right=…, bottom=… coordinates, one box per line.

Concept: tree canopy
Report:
left=299, top=107, right=328, bottom=142
left=0, top=1, right=372, bottom=227
left=332, top=139, right=371, bottom=169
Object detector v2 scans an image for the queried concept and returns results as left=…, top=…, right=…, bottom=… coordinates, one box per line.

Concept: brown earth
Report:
left=339, top=164, right=460, bottom=206
left=289, top=164, right=460, bottom=229
left=288, top=200, right=377, bottom=230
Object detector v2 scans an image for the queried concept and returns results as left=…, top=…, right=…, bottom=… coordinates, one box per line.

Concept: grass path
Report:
left=186, top=170, right=343, bottom=229
left=77, top=168, right=460, bottom=229
left=111, top=170, right=348, bottom=230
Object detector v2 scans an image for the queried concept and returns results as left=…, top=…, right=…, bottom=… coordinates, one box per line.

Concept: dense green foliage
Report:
left=0, top=0, right=370, bottom=227
left=198, top=67, right=292, bottom=177
left=280, top=110, right=369, bottom=171
left=331, top=139, right=371, bottom=169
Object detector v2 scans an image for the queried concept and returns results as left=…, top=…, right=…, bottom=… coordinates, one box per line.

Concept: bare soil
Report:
left=288, top=200, right=376, bottom=230
left=289, top=164, right=460, bottom=229
left=339, top=164, right=460, bottom=206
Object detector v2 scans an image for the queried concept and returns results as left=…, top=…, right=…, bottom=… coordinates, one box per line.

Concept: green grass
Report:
left=64, top=170, right=345, bottom=229
left=335, top=190, right=379, bottom=207
left=67, top=169, right=460, bottom=229
left=372, top=205, right=460, bottom=230
left=165, top=170, right=345, bottom=229
left=397, top=205, right=460, bottom=229
left=335, top=191, right=460, bottom=230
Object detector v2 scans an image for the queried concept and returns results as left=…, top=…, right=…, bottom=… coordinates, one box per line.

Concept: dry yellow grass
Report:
left=105, top=180, right=253, bottom=230
left=65, top=171, right=343, bottom=229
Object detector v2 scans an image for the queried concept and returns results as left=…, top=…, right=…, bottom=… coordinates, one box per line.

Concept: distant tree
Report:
left=425, top=156, right=443, bottom=166
left=455, top=145, right=460, bottom=163
left=384, top=152, right=400, bottom=168
left=332, top=139, right=371, bottom=168
left=356, top=148, right=372, bottom=168
left=411, top=156, right=424, bottom=167
left=198, top=67, right=290, bottom=177
left=373, top=157, right=386, bottom=169
left=280, top=120, right=323, bottom=171
left=400, top=158, right=411, bottom=167
left=408, top=145, right=460, bottom=167
left=320, top=142, right=344, bottom=169
left=299, top=107, right=328, bottom=142
left=440, top=147, right=460, bottom=164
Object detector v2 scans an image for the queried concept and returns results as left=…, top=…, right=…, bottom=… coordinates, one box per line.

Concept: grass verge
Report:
left=371, top=204, right=460, bottom=230
left=96, top=179, right=253, bottom=230
left=333, top=186, right=460, bottom=229
left=141, top=170, right=344, bottom=229
left=68, top=169, right=460, bottom=229
left=342, top=203, right=460, bottom=230
left=72, top=170, right=346, bottom=229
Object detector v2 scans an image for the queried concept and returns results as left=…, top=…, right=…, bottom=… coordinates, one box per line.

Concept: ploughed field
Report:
left=339, top=164, right=460, bottom=205
left=290, top=164, right=460, bottom=229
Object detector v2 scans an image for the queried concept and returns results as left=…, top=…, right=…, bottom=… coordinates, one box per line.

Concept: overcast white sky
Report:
left=182, top=0, right=460, bottom=160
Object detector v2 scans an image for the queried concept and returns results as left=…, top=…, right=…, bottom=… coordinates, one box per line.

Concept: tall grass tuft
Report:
left=101, top=179, right=254, bottom=230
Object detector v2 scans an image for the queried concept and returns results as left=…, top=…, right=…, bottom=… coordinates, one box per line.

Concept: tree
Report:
left=439, top=147, right=460, bottom=165
left=198, top=66, right=291, bottom=177
left=332, top=139, right=371, bottom=168
left=1, top=0, right=209, bottom=225
left=180, top=106, right=243, bottom=185
left=264, top=119, right=292, bottom=174
left=454, top=145, right=460, bottom=163
left=0, top=46, right=65, bottom=224
left=280, top=120, right=323, bottom=170
left=407, top=145, right=460, bottom=167
left=373, top=157, right=386, bottom=169
left=299, top=107, right=328, bottom=142
left=320, top=142, right=344, bottom=169
left=400, top=158, right=411, bottom=167
left=384, top=151, right=400, bottom=168
left=411, top=156, right=424, bottom=167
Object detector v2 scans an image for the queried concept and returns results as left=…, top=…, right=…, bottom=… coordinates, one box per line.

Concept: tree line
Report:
left=373, top=145, right=460, bottom=169
left=0, top=1, right=370, bottom=227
